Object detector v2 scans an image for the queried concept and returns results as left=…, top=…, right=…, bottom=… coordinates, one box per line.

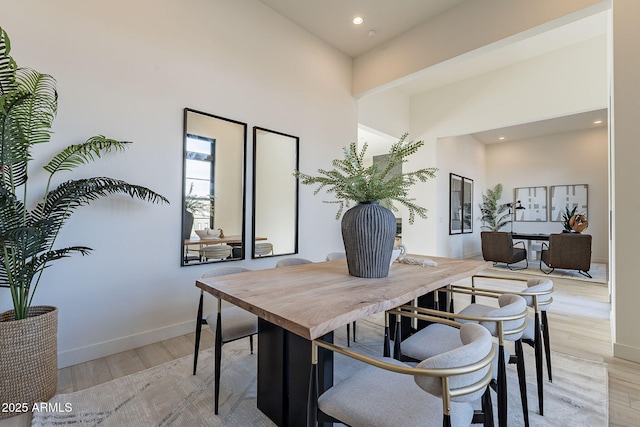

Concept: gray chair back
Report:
left=276, top=257, right=312, bottom=267
left=414, top=323, right=493, bottom=403
left=201, top=265, right=252, bottom=278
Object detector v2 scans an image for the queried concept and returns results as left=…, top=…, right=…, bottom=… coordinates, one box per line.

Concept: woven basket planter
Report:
left=341, top=202, right=396, bottom=278
left=0, top=306, right=58, bottom=419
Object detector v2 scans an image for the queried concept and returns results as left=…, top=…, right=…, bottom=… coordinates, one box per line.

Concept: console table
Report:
left=196, top=256, right=490, bottom=426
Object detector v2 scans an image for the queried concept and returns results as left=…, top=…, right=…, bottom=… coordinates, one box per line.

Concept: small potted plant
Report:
left=0, top=26, right=167, bottom=418
left=295, top=133, right=437, bottom=277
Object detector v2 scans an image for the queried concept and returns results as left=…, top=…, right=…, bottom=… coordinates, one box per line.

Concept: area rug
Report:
left=32, top=317, right=608, bottom=427
left=489, top=261, right=608, bottom=284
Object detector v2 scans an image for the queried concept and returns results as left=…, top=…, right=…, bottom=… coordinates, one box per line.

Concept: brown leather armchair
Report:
left=480, top=231, right=528, bottom=270
left=540, top=233, right=592, bottom=277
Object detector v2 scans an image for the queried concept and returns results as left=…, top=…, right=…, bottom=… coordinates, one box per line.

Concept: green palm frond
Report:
left=0, top=26, right=18, bottom=94
left=37, top=177, right=168, bottom=223
left=295, top=132, right=437, bottom=223
left=44, top=136, right=129, bottom=176
left=14, top=68, right=57, bottom=146
left=0, top=90, right=31, bottom=189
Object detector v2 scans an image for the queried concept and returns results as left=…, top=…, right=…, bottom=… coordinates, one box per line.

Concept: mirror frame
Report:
left=251, top=126, right=299, bottom=259
left=181, top=108, right=247, bottom=266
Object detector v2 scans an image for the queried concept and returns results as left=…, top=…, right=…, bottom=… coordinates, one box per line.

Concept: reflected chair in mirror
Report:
left=199, top=244, right=233, bottom=262
left=467, top=275, right=554, bottom=416
left=275, top=257, right=312, bottom=267
left=396, top=293, right=529, bottom=427
left=481, top=231, right=528, bottom=270
left=540, top=233, right=592, bottom=278
left=325, top=252, right=358, bottom=346
left=193, top=266, right=256, bottom=414
left=254, top=242, right=273, bottom=257
left=310, top=322, right=495, bottom=427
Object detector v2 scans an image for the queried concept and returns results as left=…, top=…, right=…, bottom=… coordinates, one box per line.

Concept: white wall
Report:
left=401, top=35, right=607, bottom=257
left=486, top=127, right=609, bottom=263
left=436, top=135, right=487, bottom=259
left=611, top=0, right=640, bottom=362
left=2, top=0, right=355, bottom=367
left=352, top=0, right=608, bottom=96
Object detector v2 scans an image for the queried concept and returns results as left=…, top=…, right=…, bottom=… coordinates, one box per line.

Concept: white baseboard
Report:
left=57, top=320, right=195, bottom=368
left=613, top=342, right=640, bottom=364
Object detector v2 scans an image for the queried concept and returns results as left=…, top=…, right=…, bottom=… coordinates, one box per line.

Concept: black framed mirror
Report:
left=181, top=108, right=247, bottom=266
left=449, top=173, right=473, bottom=234
left=252, top=127, right=299, bottom=258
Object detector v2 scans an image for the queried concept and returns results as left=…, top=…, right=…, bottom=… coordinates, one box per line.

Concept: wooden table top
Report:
left=196, top=255, right=490, bottom=340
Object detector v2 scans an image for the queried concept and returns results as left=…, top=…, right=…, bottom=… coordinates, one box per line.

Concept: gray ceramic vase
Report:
left=341, top=202, right=397, bottom=278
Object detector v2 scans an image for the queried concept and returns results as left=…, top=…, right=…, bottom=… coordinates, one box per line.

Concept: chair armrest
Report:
left=313, top=338, right=495, bottom=381
left=392, top=304, right=527, bottom=333
left=512, top=240, right=526, bottom=249
left=454, top=282, right=554, bottom=312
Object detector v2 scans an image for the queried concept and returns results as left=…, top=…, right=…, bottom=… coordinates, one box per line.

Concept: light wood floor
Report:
left=2, top=271, right=639, bottom=426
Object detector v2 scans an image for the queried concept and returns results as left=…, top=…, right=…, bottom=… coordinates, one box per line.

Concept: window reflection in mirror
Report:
left=182, top=109, right=246, bottom=266
left=252, top=127, right=299, bottom=258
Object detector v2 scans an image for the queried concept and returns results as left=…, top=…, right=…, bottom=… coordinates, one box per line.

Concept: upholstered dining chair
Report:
left=468, top=274, right=554, bottom=416
left=481, top=231, right=528, bottom=270
left=254, top=242, right=273, bottom=257
left=192, top=265, right=256, bottom=414
left=310, top=322, right=495, bottom=427
left=199, top=244, right=233, bottom=262
left=275, top=257, right=312, bottom=267
left=396, top=293, right=529, bottom=427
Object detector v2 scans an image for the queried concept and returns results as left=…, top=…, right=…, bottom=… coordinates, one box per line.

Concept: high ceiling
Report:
left=258, top=0, right=467, bottom=58
left=259, top=1, right=609, bottom=141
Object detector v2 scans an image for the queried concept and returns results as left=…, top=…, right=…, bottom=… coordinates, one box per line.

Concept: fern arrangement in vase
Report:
left=295, top=133, right=436, bottom=277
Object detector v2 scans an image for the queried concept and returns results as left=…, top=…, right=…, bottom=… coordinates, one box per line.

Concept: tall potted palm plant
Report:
left=0, top=26, right=167, bottom=418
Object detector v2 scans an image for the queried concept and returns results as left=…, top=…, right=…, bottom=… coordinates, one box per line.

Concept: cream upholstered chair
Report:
left=254, top=242, right=273, bottom=257
left=397, top=293, right=528, bottom=427
left=192, top=266, right=256, bottom=414
left=469, top=275, right=554, bottom=416
left=275, top=257, right=312, bottom=267
left=199, top=244, right=233, bottom=261
left=310, top=322, right=495, bottom=427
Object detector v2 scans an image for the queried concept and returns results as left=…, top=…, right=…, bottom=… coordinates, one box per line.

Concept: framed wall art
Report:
left=514, top=186, right=547, bottom=222
left=550, top=184, right=588, bottom=221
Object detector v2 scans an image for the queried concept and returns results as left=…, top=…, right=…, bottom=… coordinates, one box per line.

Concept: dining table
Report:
left=196, top=255, right=490, bottom=426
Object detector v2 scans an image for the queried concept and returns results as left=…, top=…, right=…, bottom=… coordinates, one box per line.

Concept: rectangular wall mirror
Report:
left=181, top=108, right=247, bottom=266
left=252, top=127, right=299, bottom=258
left=514, top=186, right=547, bottom=222
left=450, top=173, right=473, bottom=234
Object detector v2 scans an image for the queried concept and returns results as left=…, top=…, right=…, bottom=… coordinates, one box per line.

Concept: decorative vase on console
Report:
left=295, top=133, right=437, bottom=278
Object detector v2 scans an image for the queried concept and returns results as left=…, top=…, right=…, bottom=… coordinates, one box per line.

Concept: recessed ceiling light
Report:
left=499, top=136, right=505, bottom=140
left=594, top=120, right=603, bottom=124
left=352, top=17, right=364, bottom=25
